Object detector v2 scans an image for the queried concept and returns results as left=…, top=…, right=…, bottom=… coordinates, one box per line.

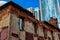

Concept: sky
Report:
left=2, top=0, right=60, bottom=8
left=4, top=0, right=39, bottom=8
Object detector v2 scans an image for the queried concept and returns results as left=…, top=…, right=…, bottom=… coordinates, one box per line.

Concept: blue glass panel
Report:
left=41, top=0, right=59, bottom=21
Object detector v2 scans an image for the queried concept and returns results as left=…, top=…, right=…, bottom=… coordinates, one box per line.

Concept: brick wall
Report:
left=53, top=32, right=59, bottom=40
left=49, top=17, right=58, bottom=28
left=0, top=9, right=10, bottom=40
left=24, top=21, right=35, bottom=34
left=9, top=14, right=20, bottom=40
left=0, top=13, right=10, bottom=32
left=37, top=27, right=44, bottom=37
left=47, top=31, right=52, bottom=40
left=19, top=31, right=25, bottom=40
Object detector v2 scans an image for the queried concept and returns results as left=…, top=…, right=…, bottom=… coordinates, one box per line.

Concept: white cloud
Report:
left=0, top=1, right=7, bottom=6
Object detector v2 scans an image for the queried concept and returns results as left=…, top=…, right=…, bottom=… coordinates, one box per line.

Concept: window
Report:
left=43, top=27, right=47, bottom=39
left=19, top=16, right=24, bottom=30
left=33, top=22, right=37, bottom=34
left=19, top=18, right=23, bottom=30
left=51, top=31, right=54, bottom=40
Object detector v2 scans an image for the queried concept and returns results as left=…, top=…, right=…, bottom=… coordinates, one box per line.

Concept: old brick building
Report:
left=0, top=1, right=60, bottom=40
left=49, top=17, right=58, bottom=28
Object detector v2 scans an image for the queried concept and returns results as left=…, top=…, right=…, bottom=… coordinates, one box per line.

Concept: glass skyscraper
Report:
left=58, top=13, right=60, bottom=28
left=34, top=8, right=40, bottom=20
left=27, top=7, right=40, bottom=21
left=40, top=0, right=59, bottom=21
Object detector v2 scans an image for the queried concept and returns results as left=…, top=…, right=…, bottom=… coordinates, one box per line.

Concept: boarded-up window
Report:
left=26, top=32, right=34, bottom=40
left=38, top=36, right=44, bottom=40
left=1, top=27, right=8, bottom=40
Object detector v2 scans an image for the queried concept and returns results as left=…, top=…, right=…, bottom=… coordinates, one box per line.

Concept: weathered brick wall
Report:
left=47, top=31, right=52, bottom=40
left=19, top=31, right=25, bottom=40
left=0, top=9, right=10, bottom=40
left=1, top=27, right=8, bottom=40
left=0, top=13, right=10, bottom=32
left=49, top=18, right=58, bottom=28
left=24, top=21, right=35, bottom=34
left=37, top=27, right=44, bottom=37
left=34, top=37, right=38, bottom=40
left=9, top=14, right=20, bottom=40
left=53, top=32, right=59, bottom=40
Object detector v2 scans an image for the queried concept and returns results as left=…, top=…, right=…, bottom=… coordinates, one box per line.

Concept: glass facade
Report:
left=41, top=0, right=59, bottom=21
left=27, top=7, right=40, bottom=21
left=58, top=14, right=60, bottom=28
left=34, top=8, right=40, bottom=20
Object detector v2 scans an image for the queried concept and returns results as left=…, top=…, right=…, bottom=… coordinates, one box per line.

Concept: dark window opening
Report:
left=26, top=32, right=34, bottom=40
left=12, top=33, right=18, bottom=38
left=43, top=27, right=47, bottom=39
left=19, top=16, right=24, bottom=30
left=33, top=22, right=37, bottom=34
left=51, top=31, right=54, bottom=40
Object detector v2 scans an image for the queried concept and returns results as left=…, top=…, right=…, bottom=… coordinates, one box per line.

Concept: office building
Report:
left=34, top=7, right=40, bottom=20
left=40, top=0, right=59, bottom=21
left=27, top=7, right=40, bottom=20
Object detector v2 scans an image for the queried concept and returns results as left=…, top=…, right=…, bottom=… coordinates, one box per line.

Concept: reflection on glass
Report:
left=19, top=18, right=23, bottom=30
left=41, top=0, right=59, bottom=21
